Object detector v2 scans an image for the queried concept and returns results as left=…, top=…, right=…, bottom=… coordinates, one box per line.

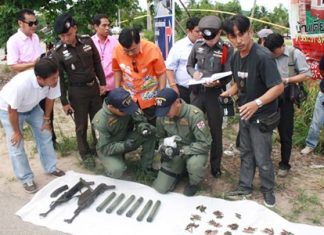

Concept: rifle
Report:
left=39, top=178, right=94, bottom=217
left=64, top=183, right=115, bottom=224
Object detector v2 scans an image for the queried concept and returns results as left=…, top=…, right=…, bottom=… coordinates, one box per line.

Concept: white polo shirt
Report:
left=0, top=69, right=60, bottom=112
left=165, top=36, right=195, bottom=88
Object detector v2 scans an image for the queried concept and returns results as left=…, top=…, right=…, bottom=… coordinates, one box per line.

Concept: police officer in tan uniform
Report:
left=52, top=13, right=106, bottom=169
left=152, top=88, right=212, bottom=196
left=187, top=15, right=234, bottom=178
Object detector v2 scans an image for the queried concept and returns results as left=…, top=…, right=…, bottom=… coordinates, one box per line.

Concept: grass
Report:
left=285, top=189, right=324, bottom=223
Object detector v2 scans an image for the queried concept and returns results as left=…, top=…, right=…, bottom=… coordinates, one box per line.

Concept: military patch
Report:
left=179, top=118, right=189, bottom=126
left=108, top=117, right=117, bottom=126
left=197, top=120, right=206, bottom=130
left=193, top=109, right=199, bottom=114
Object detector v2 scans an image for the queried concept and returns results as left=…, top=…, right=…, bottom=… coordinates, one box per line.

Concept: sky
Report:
left=138, top=0, right=290, bottom=12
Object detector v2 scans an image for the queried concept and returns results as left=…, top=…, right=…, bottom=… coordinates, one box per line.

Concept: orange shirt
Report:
left=112, top=40, right=166, bottom=109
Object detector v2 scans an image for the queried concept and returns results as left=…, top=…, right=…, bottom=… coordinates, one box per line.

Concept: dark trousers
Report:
left=39, top=98, right=56, bottom=144
left=69, top=84, right=102, bottom=157
left=190, top=87, right=223, bottom=171
left=278, top=94, right=294, bottom=170
left=239, top=119, right=275, bottom=193
left=177, top=84, right=191, bottom=104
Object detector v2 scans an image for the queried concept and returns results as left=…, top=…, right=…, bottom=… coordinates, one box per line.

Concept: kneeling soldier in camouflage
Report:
left=152, top=88, right=212, bottom=196
left=92, top=88, right=156, bottom=178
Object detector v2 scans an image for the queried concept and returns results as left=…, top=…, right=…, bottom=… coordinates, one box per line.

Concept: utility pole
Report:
left=147, top=0, right=152, bottom=30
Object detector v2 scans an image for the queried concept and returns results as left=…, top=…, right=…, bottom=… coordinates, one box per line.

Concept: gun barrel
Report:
left=96, top=192, right=116, bottom=212
left=126, top=197, right=144, bottom=218
left=117, top=195, right=136, bottom=215
left=146, top=200, right=161, bottom=222
left=136, top=200, right=153, bottom=222
left=106, top=193, right=125, bottom=214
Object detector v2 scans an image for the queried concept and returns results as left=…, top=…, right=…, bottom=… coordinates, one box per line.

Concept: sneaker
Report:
left=277, top=168, right=289, bottom=178
left=263, top=192, right=276, bottom=208
left=224, top=187, right=252, bottom=200
left=300, top=146, right=314, bottom=155
left=50, top=168, right=65, bottom=177
left=183, top=183, right=199, bottom=196
left=23, top=181, right=38, bottom=194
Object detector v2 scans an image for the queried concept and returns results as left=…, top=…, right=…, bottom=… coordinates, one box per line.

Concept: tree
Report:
left=0, top=0, right=141, bottom=48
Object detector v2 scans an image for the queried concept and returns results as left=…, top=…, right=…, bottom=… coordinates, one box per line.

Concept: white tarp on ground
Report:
left=16, top=171, right=324, bottom=235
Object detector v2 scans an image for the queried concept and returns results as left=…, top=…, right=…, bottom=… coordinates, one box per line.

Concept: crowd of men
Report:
left=0, top=8, right=322, bottom=209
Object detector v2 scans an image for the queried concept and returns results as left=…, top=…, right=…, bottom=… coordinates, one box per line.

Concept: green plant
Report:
left=293, top=83, right=324, bottom=153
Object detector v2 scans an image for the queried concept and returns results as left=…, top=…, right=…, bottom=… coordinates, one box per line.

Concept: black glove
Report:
left=159, top=145, right=180, bottom=162
left=137, top=123, right=155, bottom=137
left=124, top=139, right=137, bottom=152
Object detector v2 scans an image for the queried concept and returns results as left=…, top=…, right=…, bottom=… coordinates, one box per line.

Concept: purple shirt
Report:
left=91, top=34, right=118, bottom=91
left=6, top=29, right=42, bottom=65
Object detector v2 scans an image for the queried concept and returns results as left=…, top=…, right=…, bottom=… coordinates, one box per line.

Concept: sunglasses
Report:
left=22, top=20, right=38, bottom=27
left=132, top=59, right=139, bottom=73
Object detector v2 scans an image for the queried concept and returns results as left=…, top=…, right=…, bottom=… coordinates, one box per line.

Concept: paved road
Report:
left=0, top=191, right=67, bottom=235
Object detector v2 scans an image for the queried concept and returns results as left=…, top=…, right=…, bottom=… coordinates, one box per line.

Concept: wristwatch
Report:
left=255, top=98, right=263, bottom=108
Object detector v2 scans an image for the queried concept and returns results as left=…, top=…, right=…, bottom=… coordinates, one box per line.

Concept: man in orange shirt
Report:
left=112, top=28, right=166, bottom=123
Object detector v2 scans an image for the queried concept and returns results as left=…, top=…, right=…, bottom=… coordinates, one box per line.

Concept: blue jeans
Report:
left=0, top=105, right=57, bottom=183
left=305, top=91, right=324, bottom=148
left=238, top=119, right=275, bottom=193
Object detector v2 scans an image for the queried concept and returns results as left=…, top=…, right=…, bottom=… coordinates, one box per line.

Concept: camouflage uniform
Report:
left=152, top=101, right=212, bottom=193
left=92, top=104, right=156, bottom=178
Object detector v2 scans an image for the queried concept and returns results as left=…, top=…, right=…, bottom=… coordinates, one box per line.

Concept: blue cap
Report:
left=105, top=88, right=138, bottom=114
left=155, top=88, right=179, bottom=117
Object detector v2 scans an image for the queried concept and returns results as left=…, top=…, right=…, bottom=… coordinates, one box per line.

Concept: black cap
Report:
left=104, top=88, right=138, bottom=114
left=155, top=88, right=178, bottom=117
left=54, top=13, right=75, bottom=34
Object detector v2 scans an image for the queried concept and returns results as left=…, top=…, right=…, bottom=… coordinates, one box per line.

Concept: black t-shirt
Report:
left=231, top=43, right=282, bottom=119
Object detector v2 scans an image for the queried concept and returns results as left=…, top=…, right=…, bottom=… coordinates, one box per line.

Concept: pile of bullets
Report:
left=96, top=192, right=161, bottom=222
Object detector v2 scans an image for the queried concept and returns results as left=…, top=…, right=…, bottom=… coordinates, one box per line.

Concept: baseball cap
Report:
left=155, top=88, right=179, bottom=117
left=257, top=28, right=273, bottom=38
left=104, top=88, right=138, bottom=114
left=54, top=13, right=76, bottom=34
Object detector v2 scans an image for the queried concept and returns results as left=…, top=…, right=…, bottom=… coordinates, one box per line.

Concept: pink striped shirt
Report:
left=91, top=34, right=118, bottom=91
left=6, top=29, right=42, bottom=65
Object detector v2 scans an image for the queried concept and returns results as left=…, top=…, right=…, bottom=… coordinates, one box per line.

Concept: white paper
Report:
left=188, top=71, right=232, bottom=85
left=16, top=171, right=324, bottom=235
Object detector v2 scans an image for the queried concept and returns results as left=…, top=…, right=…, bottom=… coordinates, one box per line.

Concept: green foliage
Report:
left=142, top=29, right=154, bottom=42
left=0, top=0, right=141, bottom=47
left=293, top=82, right=324, bottom=154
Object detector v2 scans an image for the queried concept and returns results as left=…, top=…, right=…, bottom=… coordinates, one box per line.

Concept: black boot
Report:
left=183, top=183, right=199, bottom=196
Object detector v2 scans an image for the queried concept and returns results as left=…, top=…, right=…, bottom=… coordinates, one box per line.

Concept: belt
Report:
left=69, top=80, right=95, bottom=87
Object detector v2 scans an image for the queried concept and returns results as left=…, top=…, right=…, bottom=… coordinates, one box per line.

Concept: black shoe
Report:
left=225, top=187, right=252, bottom=200
left=263, top=192, right=276, bottom=208
left=23, top=181, right=38, bottom=194
left=50, top=168, right=65, bottom=177
left=211, top=168, right=222, bottom=178
left=183, top=183, right=199, bottom=196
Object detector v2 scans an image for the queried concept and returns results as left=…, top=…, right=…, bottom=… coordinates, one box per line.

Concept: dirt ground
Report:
left=0, top=65, right=323, bottom=229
